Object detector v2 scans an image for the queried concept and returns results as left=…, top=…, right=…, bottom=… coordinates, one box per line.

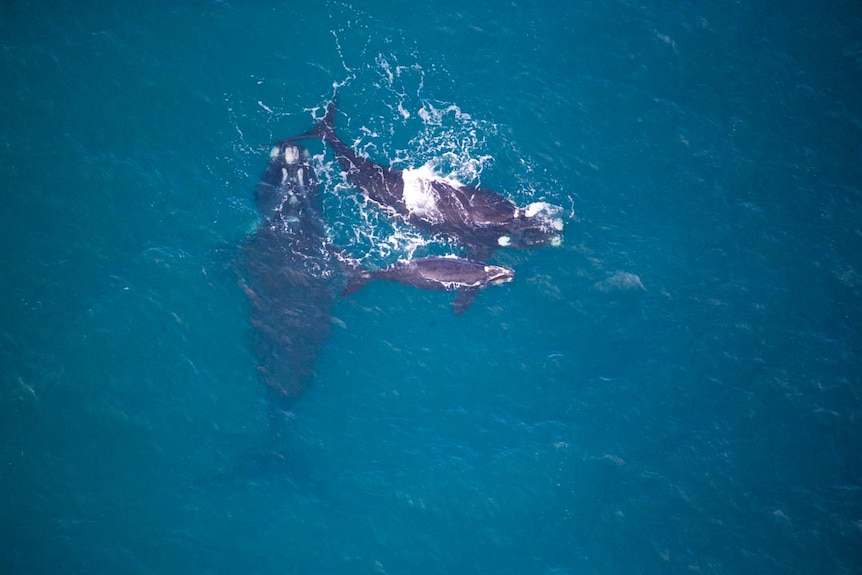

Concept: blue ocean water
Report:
left=2, top=1, right=861, bottom=573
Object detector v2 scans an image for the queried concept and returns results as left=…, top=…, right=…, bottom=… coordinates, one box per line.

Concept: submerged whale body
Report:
left=285, top=99, right=564, bottom=261
left=239, top=142, right=339, bottom=403
left=342, top=256, right=515, bottom=315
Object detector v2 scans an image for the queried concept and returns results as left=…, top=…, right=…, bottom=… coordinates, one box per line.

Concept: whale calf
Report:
left=342, top=256, right=514, bottom=314
left=286, top=99, right=564, bottom=261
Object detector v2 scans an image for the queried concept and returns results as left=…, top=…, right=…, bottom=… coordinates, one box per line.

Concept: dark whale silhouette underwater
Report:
left=238, top=141, right=339, bottom=403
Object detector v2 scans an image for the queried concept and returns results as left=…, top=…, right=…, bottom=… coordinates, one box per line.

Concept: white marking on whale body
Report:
left=270, top=146, right=280, bottom=159
left=497, top=235, right=511, bottom=247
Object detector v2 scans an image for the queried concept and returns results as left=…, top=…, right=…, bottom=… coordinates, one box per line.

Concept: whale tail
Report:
left=341, top=271, right=374, bottom=297
left=279, top=97, right=358, bottom=169
left=330, top=249, right=375, bottom=297
left=279, top=99, right=338, bottom=145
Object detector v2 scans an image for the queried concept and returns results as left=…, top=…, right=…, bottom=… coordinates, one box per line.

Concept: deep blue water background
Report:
left=2, top=1, right=862, bottom=573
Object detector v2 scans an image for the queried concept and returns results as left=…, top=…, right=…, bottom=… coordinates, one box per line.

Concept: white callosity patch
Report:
left=524, top=202, right=565, bottom=232
left=520, top=201, right=565, bottom=247
left=282, top=145, right=300, bottom=164
left=485, top=265, right=515, bottom=285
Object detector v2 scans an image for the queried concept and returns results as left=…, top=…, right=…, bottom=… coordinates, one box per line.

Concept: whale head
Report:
left=496, top=202, right=564, bottom=249
left=484, top=264, right=515, bottom=286
left=256, top=143, right=321, bottom=224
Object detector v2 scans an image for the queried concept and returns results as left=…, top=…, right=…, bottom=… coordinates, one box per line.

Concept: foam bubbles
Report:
left=401, top=167, right=440, bottom=220
left=410, top=101, right=493, bottom=186
left=401, top=164, right=468, bottom=224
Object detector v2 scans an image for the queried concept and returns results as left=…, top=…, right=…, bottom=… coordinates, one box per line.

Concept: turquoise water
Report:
left=2, top=1, right=861, bottom=573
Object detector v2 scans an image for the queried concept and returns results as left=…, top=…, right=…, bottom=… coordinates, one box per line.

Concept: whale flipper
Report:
left=451, top=287, right=479, bottom=315
left=341, top=270, right=373, bottom=297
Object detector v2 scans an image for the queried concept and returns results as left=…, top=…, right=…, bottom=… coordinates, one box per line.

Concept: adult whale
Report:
left=342, top=256, right=515, bottom=315
left=285, top=100, right=564, bottom=261
left=238, top=142, right=340, bottom=404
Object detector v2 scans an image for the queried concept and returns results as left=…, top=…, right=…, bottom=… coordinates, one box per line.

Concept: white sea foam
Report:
left=401, top=164, right=466, bottom=223
left=524, top=201, right=565, bottom=232
left=318, top=149, right=439, bottom=264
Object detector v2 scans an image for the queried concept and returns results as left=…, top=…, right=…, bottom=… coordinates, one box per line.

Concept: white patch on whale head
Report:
left=524, top=201, right=565, bottom=231
left=269, top=146, right=280, bottom=159
left=282, top=145, right=300, bottom=164
left=519, top=201, right=566, bottom=240
left=484, top=265, right=515, bottom=285
left=524, top=201, right=553, bottom=218
left=497, top=235, right=511, bottom=247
